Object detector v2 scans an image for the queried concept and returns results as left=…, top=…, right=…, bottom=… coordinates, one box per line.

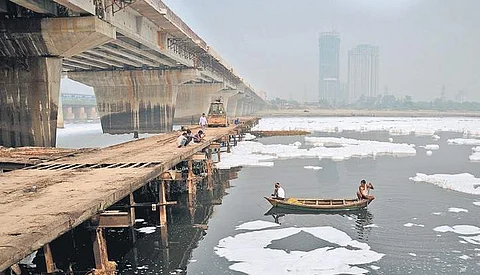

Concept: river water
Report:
left=53, top=117, right=480, bottom=275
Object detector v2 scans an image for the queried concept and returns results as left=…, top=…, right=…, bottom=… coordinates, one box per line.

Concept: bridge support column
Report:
left=0, top=57, right=61, bottom=147
left=69, top=69, right=199, bottom=134
left=86, top=107, right=98, bottom=120
left=174, top=83, right=225, bottom=124
left=0, top=16, right=115, bottom=147
left=64, top=107, right=75, bottom=120
left=73, top=107, right=87, bottom=121
left=235, top=98, right=246, bottom=117
left=224, top=93, right=244, bottom=118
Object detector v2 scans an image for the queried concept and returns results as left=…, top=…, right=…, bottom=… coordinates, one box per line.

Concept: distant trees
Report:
left=348, top=94, right=480, bottom=111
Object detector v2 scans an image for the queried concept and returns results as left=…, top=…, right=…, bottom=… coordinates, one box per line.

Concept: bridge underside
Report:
left=69, top=69, right=200, bottom=134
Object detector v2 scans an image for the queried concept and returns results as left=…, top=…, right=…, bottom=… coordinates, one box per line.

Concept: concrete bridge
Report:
left=0, top=0, right=266, bottom=147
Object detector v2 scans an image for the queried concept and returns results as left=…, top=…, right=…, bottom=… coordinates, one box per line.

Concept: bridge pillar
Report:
left=69, top=69, right=199, bottom=134
left=174, top=83, right=225, bottom=124
left=0, top=57, right=61, bottom=147
left=223, top=93, right=244, bottom=118
left=235, top=97, right=247, bottom=117
left=0, top=16, right=115, bottom=147
left=64, top=107, right=75, bottom=120
left=57, top=92, right=64, bottom=129
left=73, top=107, right=87, bottom=120
left=86, top=106, right=98, bottom=120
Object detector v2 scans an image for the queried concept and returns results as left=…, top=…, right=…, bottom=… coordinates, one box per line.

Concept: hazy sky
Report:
left=162, top=0, right=480, bottom=102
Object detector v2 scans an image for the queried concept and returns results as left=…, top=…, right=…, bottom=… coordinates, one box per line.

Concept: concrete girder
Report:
left=0, top=57, right=61, bottom=147
left=174, top=83, right=226, bottom=123
left=111, top=39, right=174, bottom=67
left=10, top=0, right=57, bottom=14
left=76, top=53, right=124, bottom=68
left=0, top=16, right=115, bottom=58
left=68, top=69, right=200, bottom=134
left=86, top=48, right=141, bottom=67
left=98, top=45, right=159, bottom=67
left=64, top=57, right=109, bottom=70
left=63, top=60, right=91, bottom=70
left=52, top=0, right=95, bottom=14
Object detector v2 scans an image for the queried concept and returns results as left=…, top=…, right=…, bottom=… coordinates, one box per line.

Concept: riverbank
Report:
left=254, top=108, right=480, bottom=117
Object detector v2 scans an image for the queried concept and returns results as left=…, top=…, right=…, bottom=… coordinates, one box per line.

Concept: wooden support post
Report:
left=187, top=159, right=195, bottom=208
left=206, top=149, right=214, bottom=191
left=227, top=135, right=231, bottom=153
left=217, top=146, right=221, bottom=162
left=92, top=228, right=116, bottom=275
left=43, top=243, right=55, bottom=274
left=159, top=180, right=167, bottom=226
left=129, top=192, right=136, bottom=226
left=159, top=225, right=170, bottom=270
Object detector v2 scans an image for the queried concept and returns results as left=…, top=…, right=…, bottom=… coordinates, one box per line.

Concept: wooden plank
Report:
left=0, top=118, right=259, bottom=271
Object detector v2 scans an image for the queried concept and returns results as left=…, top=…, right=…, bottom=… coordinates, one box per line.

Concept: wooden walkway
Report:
left=0, top=119, right=257, bottom=271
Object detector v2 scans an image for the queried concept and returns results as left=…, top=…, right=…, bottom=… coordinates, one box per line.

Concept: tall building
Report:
left=318, top=32, right=340, bottom=104
left=347, top=44, right=379, bottom=104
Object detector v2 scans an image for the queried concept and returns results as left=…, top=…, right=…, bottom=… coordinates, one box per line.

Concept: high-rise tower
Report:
left=347, top=44, right=379, bottom=104
left=318, top=32, right=340, bottom=104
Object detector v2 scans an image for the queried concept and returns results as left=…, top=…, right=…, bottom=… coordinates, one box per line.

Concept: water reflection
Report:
left=113, top=167, right=241, bottom=275
left=264, top=207, right=374, bottom=240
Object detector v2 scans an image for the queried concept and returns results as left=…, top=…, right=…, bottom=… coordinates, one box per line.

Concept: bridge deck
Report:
left=0, top=119, right=257, bottom=271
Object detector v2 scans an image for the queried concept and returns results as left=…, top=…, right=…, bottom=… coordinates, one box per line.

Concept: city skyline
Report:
left=318, top=32, right=340, bottom=104
left=348, top=44, right=380, bottom=104
left=162, top=0, right=480, bottom=103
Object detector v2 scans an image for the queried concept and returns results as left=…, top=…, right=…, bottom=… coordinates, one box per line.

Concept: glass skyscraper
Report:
left=318, top=32, right=340, bottom=104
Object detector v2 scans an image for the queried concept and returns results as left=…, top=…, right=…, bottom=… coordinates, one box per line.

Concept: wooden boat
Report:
left=264, top=197, right=371, bottom=212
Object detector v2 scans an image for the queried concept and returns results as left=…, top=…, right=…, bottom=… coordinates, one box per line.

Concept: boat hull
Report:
left=264, top=197, right=369, bottom=212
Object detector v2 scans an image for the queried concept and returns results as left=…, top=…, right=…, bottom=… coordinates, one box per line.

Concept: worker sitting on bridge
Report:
left=177, top=132, right=188, bottom=148
left=184, top=129, right=194, bottom=146
left=193, top=130, right=205, bottom=143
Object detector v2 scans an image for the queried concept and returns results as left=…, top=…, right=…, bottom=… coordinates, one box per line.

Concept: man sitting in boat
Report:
left=357, top=179, right=375, bottom=201
left=272, top=182, right=285, bottom=200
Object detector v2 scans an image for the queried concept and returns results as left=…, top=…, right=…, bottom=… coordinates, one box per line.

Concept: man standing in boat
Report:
left=357, top=179, right=375, bottom=201
left=272, top=182, right=285, bottom=200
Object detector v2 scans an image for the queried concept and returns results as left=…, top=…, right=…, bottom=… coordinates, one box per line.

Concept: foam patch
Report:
left=215, top=221, right=384, bottom=274
left=409, top=173, right=480, bottom=195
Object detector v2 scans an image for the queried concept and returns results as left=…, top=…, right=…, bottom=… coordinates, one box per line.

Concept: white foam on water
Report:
left=473, top=202, right=480, bottom=206
left=235, top=220, right=280, bottom=231
left=136, top=226, right=156, bottom=234
left=404, top=223, right=425, bottom=227
left=432, top=212, right=443, bottom=215
left=459, top=255, right=471, bottom=260
left=252, top=117, right=480, bottom=137
left=364, top=224, right=379, bottom=228
left=388, top=137, right=394, bottom=142
left=409, top=173, right=480, bottom=195
left=304, top=165, right=323, bottom=170
left=423, top=144, right=440, bottom=150
left=244, top=133, right=257, bottom=141
left=134, top=218, right=145, bottom=223
left=433, top=135, right=441, bottom=140
left=426, top=150, right=433, bottom=156
left=305, top=137, right=416, bottom=160
left=470, top=151, right=480, bottom=161
left=19, top=251, right=37, bottom=268
left=217, top=136, right=416, bottom=169
left=449, top=207, right=469, bottom=213
left=137, top=265, right=148, bottom=270
left=433, top=225, right=480, bottom=235
left=473, top=146, right=480, bottom=152
left=409, top=253, right=417, bottom=257
left=459, top=235, right=480, bottom=245
left=370, top=265, right=380, bottom=270
left=448, top=138, right=480, bottom=146
left=215, top=221, right=384, bottom=275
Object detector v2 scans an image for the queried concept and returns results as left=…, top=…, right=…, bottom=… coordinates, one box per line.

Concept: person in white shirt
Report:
left=199, top=113, right=208, bottom=131
left=272, top=182, right=285, bottom=200
left=176, top=132, right=187, bottom=148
